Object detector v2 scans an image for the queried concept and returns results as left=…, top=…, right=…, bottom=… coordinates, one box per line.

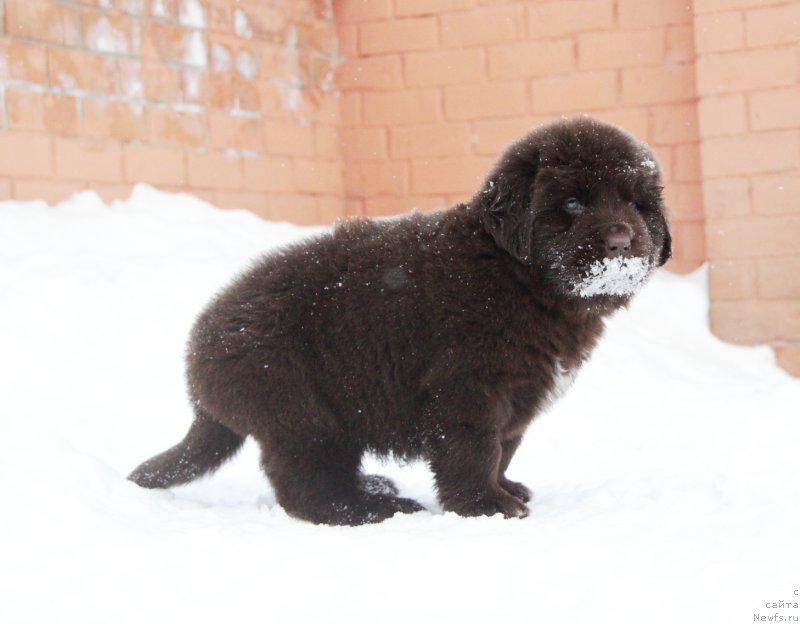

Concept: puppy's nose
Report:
left=603, top=224, right=632, bottom=258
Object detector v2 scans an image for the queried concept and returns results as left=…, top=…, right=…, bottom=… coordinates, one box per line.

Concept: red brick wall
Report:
left=1, top=1, right=799, bottom=373
left=334, top=0, right=706, bottom=275
left=693, top=0, right=800, bottom=373
left=0, top=0, right=345, bottom=224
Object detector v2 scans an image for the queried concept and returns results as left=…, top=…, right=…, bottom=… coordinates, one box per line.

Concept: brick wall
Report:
left=0, top=0, right=345, bottom=224
left=693, top=0, right=800, bottom=374
left=1, top=0, right=798, bottom=373
left=334, top=0, right=706, bottom=275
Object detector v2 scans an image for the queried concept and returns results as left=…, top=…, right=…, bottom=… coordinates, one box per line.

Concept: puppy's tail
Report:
left=128, top=411, right=245, bottom=489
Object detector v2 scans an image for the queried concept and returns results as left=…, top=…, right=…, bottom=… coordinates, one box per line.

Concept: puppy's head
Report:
left=475, top=116, right=671, bottom=302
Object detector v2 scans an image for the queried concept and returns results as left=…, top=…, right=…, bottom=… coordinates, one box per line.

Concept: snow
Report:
left=1, top=185, right=799, bottom=623
left=573, top=256, right=652, bottom=297
left=178, top=0, right=206, bottom=29
left=233, top=8, right=253, bottom=39
left=183, top=30, right=207, bottom=68
left=86, top=16, right=130, bottom=55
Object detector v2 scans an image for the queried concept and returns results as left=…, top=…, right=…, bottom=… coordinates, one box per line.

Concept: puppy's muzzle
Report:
left=603, top=223, right=633, bottom=259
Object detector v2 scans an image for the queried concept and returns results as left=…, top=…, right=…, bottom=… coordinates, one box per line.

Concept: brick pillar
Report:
left=694, top=0, right=800, bottom=374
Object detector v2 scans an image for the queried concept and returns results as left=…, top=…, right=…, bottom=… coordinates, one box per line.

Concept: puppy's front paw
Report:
left=498, top=476, right=532, bottom=503
left=448, top=491, right=529, bottom=519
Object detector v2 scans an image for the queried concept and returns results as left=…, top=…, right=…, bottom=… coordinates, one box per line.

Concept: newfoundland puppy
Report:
left=129, top=116, right=671, bottom=525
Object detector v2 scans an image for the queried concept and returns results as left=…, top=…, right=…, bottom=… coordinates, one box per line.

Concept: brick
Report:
left=774, top=346, right=800, bottom=377
left=266, top=194, right=319, bottom=226
left=528, top=1, right=614, bottom=38
left=336, top=23, right=359, bottom=57
left=445, top=81, right=527, bottom=119
left=471, top=118, right=545, bottom=155
left=118, top=59, right=144, bottom=99
left=262, top=121, right=316, bottom=156
left=335, top=0, right=393, bottom=23
left=340, top=92, right=362, bottom=126
left=344, top=162, right=409, bottom=196
left=697, top=94, right=747, bottom=137
left=143, top=22, right=207, bottom=67
left=243, top=157, right=295, bottom=192
left=362, top=89, right=440, bottom=125
left=345, top=198, right=364, bottom=217
left=142, top=60, right=183, bottom=102
left=317, top=196, right=346, bottom=224
left=617, top=0, right=692, bottom=28
left=694, top=0, right=781, bottom=13
left=315, top=125, right=341, bottom=159
left=592, top=109, right=649, bottom=140
left=213, top=191, right=269, bottom=217
left=708, top=260, right=757, bottom=300
left=672, top=219, right=706, bottom=262
left=91, top=184, right=133, bottom=203
left=83, top=100, right=147, bottom=141
left=390, top=123, right=470, bottom=159
left=336, top=55, right=403, bottom=90
left=54, top=138, right=123, bottom=182
left=694, top=11, right=744, bottom=53
left=696, top=48, right=796, bottom=95
left=82, top=10, right=136, bottom=54
left=664, top=182, right=704, bottom=221
left=757, top=258, right=800, bottom=300
left=701, top=131, right=800, bottom=178
left=411, top=156, right=491, bottom=194
left=651, top=104, right=699, bottom=144
left=710, top=301, right=800, bottom=344
left=489, top=39, right=574, bottom=80
left=292, top=159, right=344, bottom=194
left=0, top=180, right=12, bottom=200
left=441, top=5, right=524, bottom=47
left=124, top=143, right=187, bottom=186
left=707, top=215, right=800, bottom=259
left=341, top=127, right=389, bottom=160
left=666, top=25, right=695, bottom=64
left=396, top=0, right=475, bottom=17
left=149, top=108, right=208, bottom=148
left=0, top=40, right=47, bottom=83
left=359, top=17, right=437, bottom=55
left=578, top=30, right=664, bottom=70
left=150, top=0, right=178, bottom=20
left=752, top=172, right=800, bottom=216
left=531, top=71, right=617, bottom=114
left=702, top=177, right=751, bottom=219
left=749, top=87, right=800, bottom=131
left=404, top=48, right=485, bottom=87
left=0, top=132, right=53, bottom=177
left=4, top=0, right=80, bottom=46
left=746, top=3, right=800, bottom=47
left=673, top=143, right=702, bottom=182
left=650, top=145, right=674, bottom=182
left=209, top=111, right=262, bottom=152
left=48, top=49, right=117, bottom=93
left=5, top=90, right=78, bottom=135
left=621, top=65, right=696, bottom=105
left=187, top=150, right=243, bottom=189
left=12, top=179, right=85, bottom=205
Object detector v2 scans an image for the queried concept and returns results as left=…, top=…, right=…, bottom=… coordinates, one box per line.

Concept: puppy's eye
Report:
left=562, top=197, right=582, bottom=215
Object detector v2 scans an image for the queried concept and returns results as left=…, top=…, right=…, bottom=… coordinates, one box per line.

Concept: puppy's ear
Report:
left=476, top=143, right=539, bottom=265
left=656, top=211, right=672, bottom=267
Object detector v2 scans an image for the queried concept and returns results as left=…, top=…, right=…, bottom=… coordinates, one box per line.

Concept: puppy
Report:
left=129, top=116, right=671, bottom=525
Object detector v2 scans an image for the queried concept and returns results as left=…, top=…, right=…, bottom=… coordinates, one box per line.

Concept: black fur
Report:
left=129, top=116, right=671, bottom=525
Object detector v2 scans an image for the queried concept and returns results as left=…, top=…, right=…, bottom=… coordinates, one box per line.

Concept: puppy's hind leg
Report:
left=260, top=435, right=423, bottom=526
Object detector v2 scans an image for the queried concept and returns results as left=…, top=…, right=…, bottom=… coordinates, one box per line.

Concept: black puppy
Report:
left=130, top=116, right=671, bottom=525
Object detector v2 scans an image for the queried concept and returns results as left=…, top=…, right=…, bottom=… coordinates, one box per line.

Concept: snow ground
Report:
left=1, top=186, right=798, bottom=624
